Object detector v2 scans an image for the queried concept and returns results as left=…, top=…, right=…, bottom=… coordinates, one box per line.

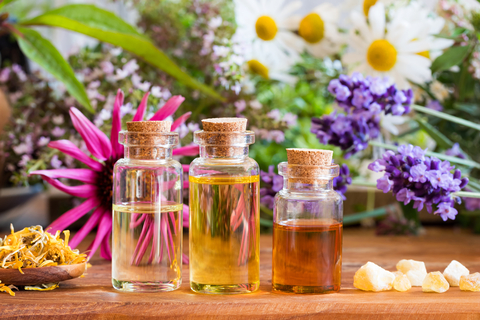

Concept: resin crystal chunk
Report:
left=459, top=273, right=480, bottom=292
left=443, top=260, right=469, bottom=287
left=393, top=273, right=412, bottom=292
left=396, top=259, right=427, bottom=286
left=354, top=262, right=395, bottom=292
left=422, top=272, right=450, bottom=293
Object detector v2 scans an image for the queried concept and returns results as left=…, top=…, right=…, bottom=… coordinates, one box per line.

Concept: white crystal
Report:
left=422, top=272, right=450, bottom=293
left=460, top=273, right=480, bottom=292
left=354, top=262, right=395, bottom=292
left=393, top=273, right=412, bottom=292
left=443, top=260, right=469, bottom=287
left=396, top=259, right=427, bottom=286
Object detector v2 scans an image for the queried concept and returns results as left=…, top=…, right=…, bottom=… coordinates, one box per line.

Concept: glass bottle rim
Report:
left=119, top=130, right=179, bottom=147
left=278, top=162, right=340, bottom=179
left=193, top=130, right=255, bottom=146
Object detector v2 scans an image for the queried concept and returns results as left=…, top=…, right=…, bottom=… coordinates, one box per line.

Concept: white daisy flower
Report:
left=343, top=3, right=432, bottom=88
left=233, top=0, right=304, bottom=62
left=245, top=47, right=297, bottom=84
left=342, top=0, right=399, bottom=17
left=289, top=3, right=343, bottom=58
left=389, top=3, right=453, bottom=60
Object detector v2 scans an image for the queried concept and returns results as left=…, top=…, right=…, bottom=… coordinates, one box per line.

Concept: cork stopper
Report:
left=286, top=148, right=334, bottom=184
left=123, top=121, right=175, bottom=159
left=197, top=118, right=250, bottom=157
left=126, top=121, right=172, bottom=133
left=286, top=148, right=333, bottom=166
left=202, top=118, right=247, bottom=132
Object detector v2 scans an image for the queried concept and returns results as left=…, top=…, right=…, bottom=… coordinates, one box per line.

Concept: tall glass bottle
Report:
left=189, top=118, right=260, bottom=294
left=112, top=121, right=183, bottom=292
left=273, top=148, right=343, bottom=294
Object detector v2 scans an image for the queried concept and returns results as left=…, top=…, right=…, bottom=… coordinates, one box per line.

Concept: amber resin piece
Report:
left=396, top=259, right=427, bottom=286
left=422, top=272, right=450, bottom=293
left=459, top=272, right=480, bottom=292
left=354, top=262, right=395, bottom=292
left=443, top=260, right=469, bottom=287
left=393, top=273, right=412, bottom=292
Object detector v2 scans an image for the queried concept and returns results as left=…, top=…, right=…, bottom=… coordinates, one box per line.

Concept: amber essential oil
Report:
left=112, top=202, right=183, bottom=292
left=189, top=175, right=260, bottom=294
left=273, top=219, right=342, bottom=294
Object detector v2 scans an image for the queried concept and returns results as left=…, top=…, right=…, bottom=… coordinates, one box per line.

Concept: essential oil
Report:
left=272, top=148, right=343, bottom=294
left=112, top=203, right=183, bottom=292
left=112, top=121, right=183, bottom=292
left=189, top=118, right=260, bottom=294
left=273, top=219, right=342, bottom=293
left=189, top=175, right=260, bottom=293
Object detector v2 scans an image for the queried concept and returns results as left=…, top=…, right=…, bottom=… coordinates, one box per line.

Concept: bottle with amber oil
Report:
left=273, top=148, right=343, bottom=294
left=189, top=118, right=260, bottom=294
left=112, top=121, right=183, bottom=292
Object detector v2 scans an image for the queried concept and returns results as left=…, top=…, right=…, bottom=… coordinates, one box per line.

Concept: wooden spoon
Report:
left=0, top=262, right=87, bottom=286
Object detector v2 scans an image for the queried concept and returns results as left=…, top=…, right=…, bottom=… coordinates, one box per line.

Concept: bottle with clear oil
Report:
left=189, top=118, right=260, bottom=294
left=112, top=121, right=183, bottom=292
left=273, top=148, right=343, bottom=294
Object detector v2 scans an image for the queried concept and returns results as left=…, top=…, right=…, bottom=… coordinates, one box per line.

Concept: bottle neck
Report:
left=199, top=146, right=249, bottom=159
left=124, top=146, right=173, bottom=160
left=284, top=178, right=334, bottom=192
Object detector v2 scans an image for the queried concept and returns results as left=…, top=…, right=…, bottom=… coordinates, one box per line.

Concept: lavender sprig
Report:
left=368, top=144, right=469, bottom=221
left=311, top=73, right=413, bottom=158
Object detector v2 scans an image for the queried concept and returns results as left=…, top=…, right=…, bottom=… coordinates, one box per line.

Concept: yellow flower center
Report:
left=247, top=59, right=269, bottom=79
left=367, top=39, right=397, bottom=72
left=298, top=13, right=325, bottom=44
left=363, top=0, right=378, bottom=16
left=417, top=51, right=430, bottom=59
left=255, top=16, right=278, bottom=41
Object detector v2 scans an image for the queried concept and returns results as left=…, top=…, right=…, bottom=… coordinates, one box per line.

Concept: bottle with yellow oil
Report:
left=112, top=121, right=183, bottom=292
left=189, top=118, right=260, bottom=294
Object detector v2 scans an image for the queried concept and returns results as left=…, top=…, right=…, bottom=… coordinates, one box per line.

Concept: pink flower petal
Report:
left=48, top=197, right=100, bottom=233
left=100, top=229, right=112, bottom=260
left=69, top=205, right=104, bottom=249
left=70, top=107, right=112, bottom=161
left=110, top=89, right=124, bottom=159
left=173, top=145, right=199, bottom=156
left=171, top=112, right=191, bottom=131
left=41, top=176, right=98, bottom=198
left=182, top=253, right=189, bottom=264
left=149, top=96, right=185, bottom=121
left=48, top=140, right=103, bottom=171
left=183, top=180, right=189, bottom=189
left=183, top=204, right=189, bottom=228
left=182, top=165, right=189, bottom=172
left=132, top=92, right=150, bottom=122
left=86, top=211, right=112, bottom=258
left=30, top=169, right=98, bottom=184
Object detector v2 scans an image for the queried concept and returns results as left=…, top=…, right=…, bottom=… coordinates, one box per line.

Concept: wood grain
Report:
left=0, top=227, right=479, bottom=319
left=0, top=262, right=86, bottom=286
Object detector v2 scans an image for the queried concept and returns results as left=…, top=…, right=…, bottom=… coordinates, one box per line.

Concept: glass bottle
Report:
left=189, top=118, right=260, bottom=294
left=112, top=121, right=183, bottom=292
left=273, top=148, right=343, bottom=294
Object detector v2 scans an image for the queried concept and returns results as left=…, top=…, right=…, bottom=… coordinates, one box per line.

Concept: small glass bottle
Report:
left=112, top=121, right=183, bottom=292
left=273, top=148, right=343, bottom=294
left=189, top=118, right=260, bottom=294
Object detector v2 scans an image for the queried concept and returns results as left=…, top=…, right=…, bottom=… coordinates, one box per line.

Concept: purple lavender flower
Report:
left=333, top=164, right=352, bottom=200
left=368, top=144, right=469, bottom=221
left=426, top=100, right=443, bottom=111
left=445, top=143, right=466, bottom=159
left=312, top=73, right=413, bottom=157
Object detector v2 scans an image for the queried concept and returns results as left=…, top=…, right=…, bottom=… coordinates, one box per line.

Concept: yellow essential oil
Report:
left=189, top=175, right=260, bottom=294
left=112, top=203, right=183, bottom=292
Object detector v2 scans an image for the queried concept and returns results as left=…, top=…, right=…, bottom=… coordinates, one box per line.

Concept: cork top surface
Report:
left=126, top=121, right=172, bottom=133
left=202, top=118, right=247, bottom=132
left=286, top=148, right=333, bottom=166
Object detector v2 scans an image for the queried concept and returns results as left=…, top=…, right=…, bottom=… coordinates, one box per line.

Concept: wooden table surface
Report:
left=1, top=227, right=480, bottom=319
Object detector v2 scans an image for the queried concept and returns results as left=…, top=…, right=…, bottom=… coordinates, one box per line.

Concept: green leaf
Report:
left=412, top=104, right=480, bottom=132
left=0, top=0, right=17, bottom=10
left=14, top=27, right=93, bottom=113
left=414, top=116, right=454, bottom=149
left=431, top=45, right=471, bottom=73
left=21, top=5, right=224, bottom=101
